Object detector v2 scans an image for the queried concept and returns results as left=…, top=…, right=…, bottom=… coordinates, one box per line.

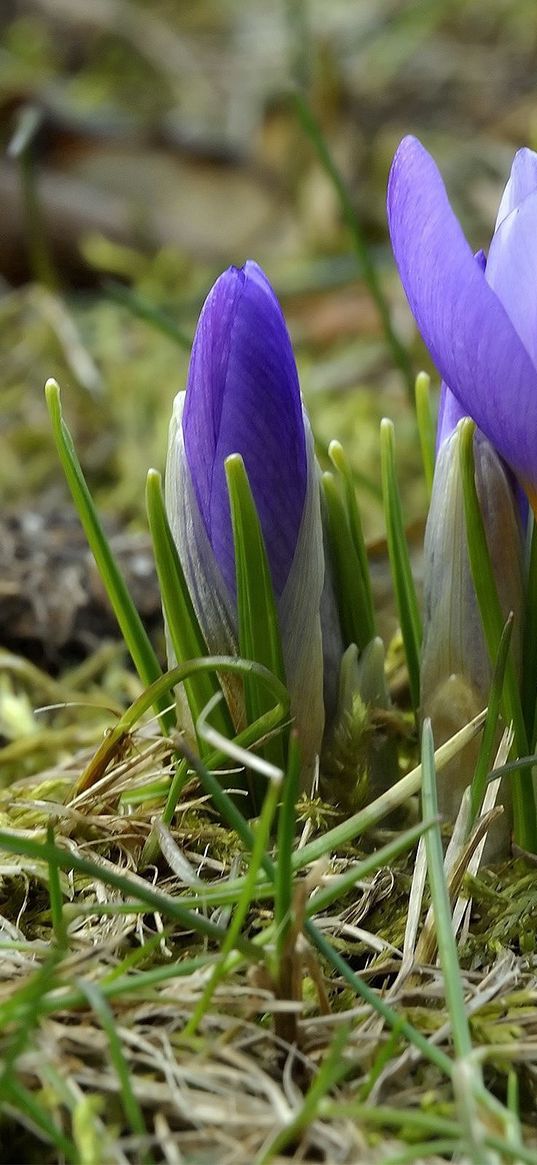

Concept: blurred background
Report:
left=1, top=0, right=537, bottom=668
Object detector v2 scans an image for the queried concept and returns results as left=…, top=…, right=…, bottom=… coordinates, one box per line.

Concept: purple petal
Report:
left=486, top=188, right=537, bottom=367
left=436, top=254, right=486, bottom=452
left=387, top=136, right=537, bottom=494
left=436, top=383, right=467, bottom=451
left=495, top=147, right=537, bottom=230
left=182, top=260, right=307, bottom=598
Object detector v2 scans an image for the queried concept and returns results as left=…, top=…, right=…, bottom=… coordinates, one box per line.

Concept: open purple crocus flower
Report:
left=165, top=260, right=326, bottom=780
left=388, top=136, right=537, bottom=508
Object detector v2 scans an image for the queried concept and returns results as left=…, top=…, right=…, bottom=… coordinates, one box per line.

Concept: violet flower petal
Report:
left=495, top=147, right=537, bottom=230
left=436, top=254, right=486, bottom=452
left=182, top=260, right=307, bottom=599
left=436, top=382, right=467, bottom=452
left=486, top=188, right=537, bottom=367
left=387, top=136, right=537, bottom=495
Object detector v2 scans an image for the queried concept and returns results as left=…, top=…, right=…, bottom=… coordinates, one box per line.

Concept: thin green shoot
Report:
left=72, top=654, right=289, bottom=796
left=420, top=719, right=472, bottom=1061
left=322, top=470, right=375, bottom=651
left=79, top=980, right=154, bottom=1165
left=523, top=513, right=537, bottom=747
left=183, top=712, right=458, bottom=1078
left=46, top=821, right=68, bottom=948
left=274, top=729, right=300, bottom=969
left=329, top=439, right=376, bottom=640
left=380, top=418, right=422, bottom=713
left=0, top=952, right=61, bottom=1102
left=65, top=818, right=439, bottom=921
left=470, top=614, right=513, bottom=822
left=183, top=755, right=283, bottom=1037
left=3, top=1076, right=77, bottom=1162
left=45, top=379, right=174, bottom=735
left=225, top=453, right=287, bottom=789
left=258, top=1024, right=353, bottom=1163
left=415, top=371, right=435, bottom=498
left=0, top=830, right=263, bottom=962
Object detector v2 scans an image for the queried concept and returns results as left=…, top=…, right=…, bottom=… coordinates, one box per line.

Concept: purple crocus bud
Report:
left=165, top=261, right=325, bottom=782
left=387, top=137, right=537, bottom=509
left=421, top=399, right=524, bottom=853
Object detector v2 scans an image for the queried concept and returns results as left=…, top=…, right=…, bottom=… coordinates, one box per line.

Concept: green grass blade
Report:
left=182, top=711, right=459, bottom=1080
left=0, top=952, right=61, bottom=1104
left=380, top=418, right=422, bottom=712
left=46, top=822, right=67, bottom=949
left=322, top=470, right=375, bottom=651
left=258, top=1023, right=353, bottom=1163
left=415, top=371, right=435, bottom=499
left=421, top=719, right=472, bottom=1060
left=45, top=379, right=174, bottom=734
left=73, top=654, right=289, bottom=797
left=522, top=514, right=537, bottom=746
left=294, top=93, right=414, bottom=397
left=225, top=453, right=287, bottom=785
left=328, top=439, right=376, bottom=640
left=79, top=980, right=153, bottom=1165
left=274, top=729, right=300, bottom=966
left=458, top=418, right=537, bottom=850
left=305, top=817, right=435, bottom=918
left=470, top=614, right=513, bottom=822
left=4, top=1076, right=77, bottom=1162
left=183, top=759, right=283, bottom=1037
left=146, top=468, right=233, bottom=742
left=0, top=830, right=262, bottom=961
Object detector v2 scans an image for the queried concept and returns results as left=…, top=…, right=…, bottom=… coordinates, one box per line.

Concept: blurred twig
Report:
left=295, top=93, right=415, bottom=398
left=8, top=105, right=58, bottom=290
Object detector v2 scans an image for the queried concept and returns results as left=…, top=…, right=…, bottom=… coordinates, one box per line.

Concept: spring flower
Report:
left=420, top=389, right=524, bottom=848
left=387, top=136, right=537, bottom=508
left=165, top=260, right=325, bottom=783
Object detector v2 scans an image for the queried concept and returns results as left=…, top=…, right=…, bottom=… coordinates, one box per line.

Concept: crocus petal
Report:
left=387, top=136, right=537, bottom=492
left=166, top=390, right=326, bottom=785
left=165, top=391, right=242, bottom=726
left=436, top=255, right=487, bottom=451
left=182, top=260, right=307, bottom=599
left=495, top=147, right=537, bottom=230
left=486, top=188, right=537, bottom=368
left=436, top=383, right=467, bottom=451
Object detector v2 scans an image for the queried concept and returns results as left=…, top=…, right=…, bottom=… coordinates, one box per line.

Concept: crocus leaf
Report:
left=321, top=472, right=375, bottom=654
left=225, top=453, right=288, bottom=791
left=380, top=417, right=422, bottom=714
left=327, top=440, right=376, bottom=645
left=414, top=371, right=435, bottom=498
left=45, top=379, right=173, bottom=735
